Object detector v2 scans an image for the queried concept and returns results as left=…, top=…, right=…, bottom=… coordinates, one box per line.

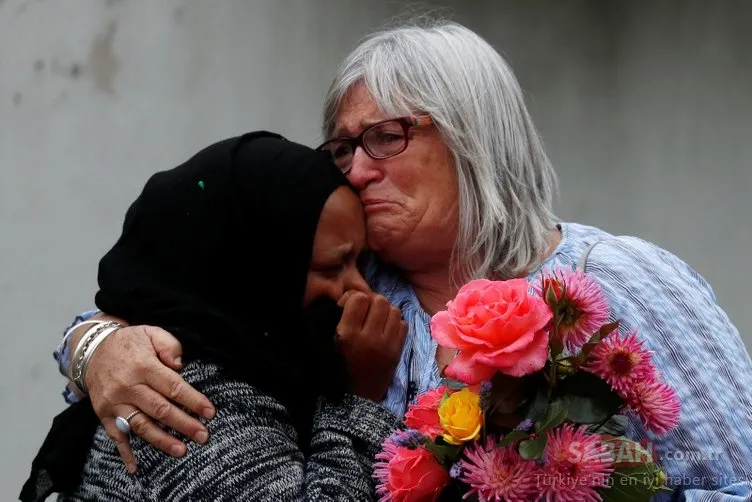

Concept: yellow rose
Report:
left=438, top=388, right=483, bottom=445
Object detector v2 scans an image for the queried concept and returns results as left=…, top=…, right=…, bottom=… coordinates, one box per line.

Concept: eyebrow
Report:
left=320, top=242, right=354, bottom=261
left=331, top=119, right=382, bottom=139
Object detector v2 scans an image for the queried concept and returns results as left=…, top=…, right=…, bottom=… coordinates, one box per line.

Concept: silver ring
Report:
left=115, top=410, right=142, bottom=435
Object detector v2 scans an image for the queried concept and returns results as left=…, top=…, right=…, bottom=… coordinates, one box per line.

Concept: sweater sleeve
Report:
left=133, top=362, right=401, bottom=501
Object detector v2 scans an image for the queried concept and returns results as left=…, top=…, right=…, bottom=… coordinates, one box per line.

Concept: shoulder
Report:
left=556, top=222, right=713, bottom=298
left=178, top=360, right=288, bottom=414
left=569, top=228, right=748, bottom=371
left=583, top=232, right=717, bottom=303
left=558, top=223, right=735, bottom=344
left=131, top=362, right=301, bottom=499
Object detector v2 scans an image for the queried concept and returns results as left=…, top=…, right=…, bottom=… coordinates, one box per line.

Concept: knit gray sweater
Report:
left=59, top=361, right=401, bottom=501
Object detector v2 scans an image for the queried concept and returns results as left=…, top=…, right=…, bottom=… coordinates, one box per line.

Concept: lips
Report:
left=361, top=198, right=390, bottom=206
left=361, top=199, right=393, bottom=214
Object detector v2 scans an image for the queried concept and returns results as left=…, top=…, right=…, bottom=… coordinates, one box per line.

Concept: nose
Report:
left=346, top=147, right=383, bottom=191
left=343, top=266, right=372, bottom=294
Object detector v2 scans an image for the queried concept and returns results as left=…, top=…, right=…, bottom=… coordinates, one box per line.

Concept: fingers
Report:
left=119, top=406, right=188, bottom=458
left=144, top=368, right=213, bottom=441
left=362, top=295, right=391, bottom=337
left=336, top=289, right=358, bottom=308
left=102, top=418, right=137, bottom=474
left=337, top=292, right=370, bottom=339
left=146, top=365, right=215, bottom=419
left=146, top=325, right=185, bottom=371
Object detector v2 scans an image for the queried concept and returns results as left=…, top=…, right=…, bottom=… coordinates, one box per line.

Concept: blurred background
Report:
left=1, top=0, right=750, bottom=497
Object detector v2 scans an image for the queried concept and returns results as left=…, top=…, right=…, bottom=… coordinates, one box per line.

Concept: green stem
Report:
left=548, top=321, right=561, bottom=393
left=590, top=415, right=611, bottom=433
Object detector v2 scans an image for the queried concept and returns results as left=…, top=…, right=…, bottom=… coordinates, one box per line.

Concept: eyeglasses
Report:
left=316, top=115, right=433, bottom=174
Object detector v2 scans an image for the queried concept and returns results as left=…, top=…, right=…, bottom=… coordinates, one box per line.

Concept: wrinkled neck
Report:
left=404, top=267, right=458, bottom=316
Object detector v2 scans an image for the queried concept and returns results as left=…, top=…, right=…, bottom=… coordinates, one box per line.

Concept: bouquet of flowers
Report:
left=374, top=268, right=681, bottom=502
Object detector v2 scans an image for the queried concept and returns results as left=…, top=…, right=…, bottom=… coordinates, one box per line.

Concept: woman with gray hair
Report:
left=52, top=21, right=752, bottom=500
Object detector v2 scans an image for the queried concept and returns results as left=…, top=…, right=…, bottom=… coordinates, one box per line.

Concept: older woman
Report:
left=52, top=21, right=752, bottom=500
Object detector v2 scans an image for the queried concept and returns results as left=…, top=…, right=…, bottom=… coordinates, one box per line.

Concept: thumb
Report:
left=337, top=290, right=357, bottom=308
left=145, top=325, right=184, bottom=370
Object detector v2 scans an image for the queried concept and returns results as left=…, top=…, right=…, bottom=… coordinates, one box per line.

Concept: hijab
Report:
left=21, top=131, right=352, bottom=501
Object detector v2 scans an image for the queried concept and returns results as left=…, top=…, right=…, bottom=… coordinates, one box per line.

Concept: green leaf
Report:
left=599, top=320, right=620, bottom=337
left=424, top=438, right=464, bottom=465
left=600, top=464, right=670, bottom=502
left=556, top=357, right=578, bottom=376
left=588, top=414, right=629, bottom=436
left=536, top=399, right=568, bottom=433
left=518, top=435, right=547, bottom=460
left=578, top=320, right=618, bottom=360
left=578, top=336, right=602, bottom=362
left=522, top=386, right=550, bottom=423
left=557, top=372, right=624, bottom=424
left=441, top=378, right=467, bottom=391
left=545, top=282, right=560, bottom=307
left=498, top=430, right=529, bottom=447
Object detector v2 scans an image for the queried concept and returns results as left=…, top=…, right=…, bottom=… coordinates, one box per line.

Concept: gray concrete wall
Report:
left=1, top=1, right=749, bottom=497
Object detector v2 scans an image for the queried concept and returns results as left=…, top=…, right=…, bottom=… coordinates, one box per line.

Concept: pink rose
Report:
left=381, top=447, right=450, bottom=502
left=431, top=278, right=552, bottom=384
left=404, top=386, right=447, bottom=439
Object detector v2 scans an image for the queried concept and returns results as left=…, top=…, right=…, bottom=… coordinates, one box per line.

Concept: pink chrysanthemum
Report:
left=625, top=379, right=681, bottom=436
left=538, top=424, right=614, bottom=502
left=586, top=330, right=657, bottom=395
left=457, top=436, right=540, bottom=502
left=536, top=268, right=610, bottom=352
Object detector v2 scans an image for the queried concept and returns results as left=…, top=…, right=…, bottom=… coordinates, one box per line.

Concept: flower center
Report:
left=560, top=304, right=582, bottom=326
left=609, top=351, right=635, bottom=376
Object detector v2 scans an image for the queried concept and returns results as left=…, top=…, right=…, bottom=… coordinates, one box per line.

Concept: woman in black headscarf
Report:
left=22, top=132, right=403, bottom=501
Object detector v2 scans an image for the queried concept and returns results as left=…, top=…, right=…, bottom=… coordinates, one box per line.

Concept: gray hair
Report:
left=323, top=21, right=558, bottom=281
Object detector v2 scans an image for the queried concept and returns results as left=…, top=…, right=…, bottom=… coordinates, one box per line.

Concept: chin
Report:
left=366, top=227, right=405, bottom=259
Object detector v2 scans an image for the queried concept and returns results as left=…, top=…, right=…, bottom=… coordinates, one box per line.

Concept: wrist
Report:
left=60, top=320, right=106, bottom=379
left=71, top=321, right=124, bottom=394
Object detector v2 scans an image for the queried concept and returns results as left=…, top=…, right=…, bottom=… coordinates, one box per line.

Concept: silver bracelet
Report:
left=71, top=321, right=122, bottom=394
left=69, top=322, right=110, bottom=381
left=79, top=325, right=122, bottom=394
left=60, top=320, right=107, bottom=357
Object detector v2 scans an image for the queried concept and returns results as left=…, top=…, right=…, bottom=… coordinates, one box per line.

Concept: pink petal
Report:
left=496, top=329, right=550, bottom=377
left=429, top=312, right=463, bottom=350
left=486, top=329, right=536, bottom=355
left=445, top=351, right=497, bottom=384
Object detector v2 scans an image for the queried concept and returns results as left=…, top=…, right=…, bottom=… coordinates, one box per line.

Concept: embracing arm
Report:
left=54, top=312, right=215, bottom=471
left=55, top=290, right=405, bottom=473
left=133, top=362, right=401, bottom=501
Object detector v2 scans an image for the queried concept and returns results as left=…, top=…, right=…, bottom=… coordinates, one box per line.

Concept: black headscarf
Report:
left=21, top=131, right=351, bottom=501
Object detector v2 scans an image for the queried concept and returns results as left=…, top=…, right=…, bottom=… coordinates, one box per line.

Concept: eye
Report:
left=373, top=131, right=403, bottom=145
left=332, top=142, right=354, bottom=159
left=316, top=262, right=345, bottom=279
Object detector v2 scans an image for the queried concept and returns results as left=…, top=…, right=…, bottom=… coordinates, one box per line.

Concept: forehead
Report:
left=315, top=188, right=365, bottom=246
left=333, top=84, right=390, bottom=137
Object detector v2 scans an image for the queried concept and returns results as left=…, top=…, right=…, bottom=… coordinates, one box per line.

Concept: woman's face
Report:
left=331, top=82, right=460, bottom=272
left=304, top=186, right=371, bottom=307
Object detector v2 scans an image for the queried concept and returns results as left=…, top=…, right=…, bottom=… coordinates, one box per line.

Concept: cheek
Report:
left=303, top=274, right=324, bottom=308
left=386, top=150, right=456, bottom=220
left=303, top=274, right=344, bottom=307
